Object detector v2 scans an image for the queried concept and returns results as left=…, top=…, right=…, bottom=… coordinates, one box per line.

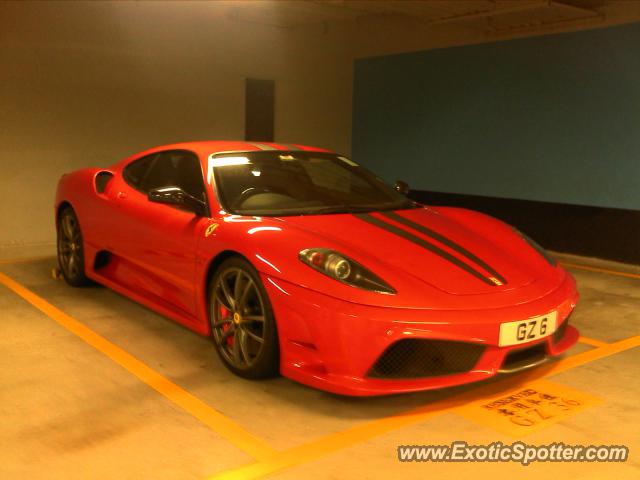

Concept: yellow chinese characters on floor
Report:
left=456, top=379, right=602, bottom=436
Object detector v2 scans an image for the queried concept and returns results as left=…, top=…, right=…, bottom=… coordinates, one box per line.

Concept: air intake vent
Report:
left=368, top=339, right=485, bottom=379
left=95, top=171, right=114, bottom=193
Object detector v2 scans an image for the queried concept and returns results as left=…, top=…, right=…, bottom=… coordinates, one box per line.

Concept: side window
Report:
left=123, top=153, right=158, bottom=189
left=140, top=151, right=207, bottom=202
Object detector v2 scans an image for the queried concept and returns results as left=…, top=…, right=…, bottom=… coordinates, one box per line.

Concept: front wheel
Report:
left=57, top=207, right=90, bottom=287
left=209, top=257, right=279, bottom=379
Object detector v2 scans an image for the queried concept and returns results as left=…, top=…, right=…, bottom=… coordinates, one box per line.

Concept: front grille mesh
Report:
left=368, top=339, right=486, bottom=379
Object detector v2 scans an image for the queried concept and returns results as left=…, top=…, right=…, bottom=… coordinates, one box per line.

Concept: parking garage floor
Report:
left=1, top=253, right=638, bottom=479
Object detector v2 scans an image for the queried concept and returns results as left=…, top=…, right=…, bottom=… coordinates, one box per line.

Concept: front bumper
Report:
left=263, top=273, right=579, bottom=396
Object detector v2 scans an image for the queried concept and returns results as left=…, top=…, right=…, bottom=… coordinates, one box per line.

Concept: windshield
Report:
left=210, top=151, right=416, bottom=216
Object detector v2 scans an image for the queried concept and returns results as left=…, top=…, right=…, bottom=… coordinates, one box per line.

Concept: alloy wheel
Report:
left=58, top=211, right=83, bottom=279
left=211, top=267, right=267, bottom=369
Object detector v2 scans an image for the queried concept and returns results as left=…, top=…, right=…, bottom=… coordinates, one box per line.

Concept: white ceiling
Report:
left=215, top=0, right=640, bottom=35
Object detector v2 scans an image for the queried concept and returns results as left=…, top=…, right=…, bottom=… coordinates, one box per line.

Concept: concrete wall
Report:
left=0, top=1, right=353, bottom=256
left=352, top=21, right=640, bottom=211
left=3, top=1, right=639, bottom=258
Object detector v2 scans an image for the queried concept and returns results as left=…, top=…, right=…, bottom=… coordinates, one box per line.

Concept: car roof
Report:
left=135, top=140, right=333, bottom=158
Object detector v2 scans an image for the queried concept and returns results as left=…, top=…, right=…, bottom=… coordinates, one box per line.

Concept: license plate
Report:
left=499, top=312, right=557, bottom=347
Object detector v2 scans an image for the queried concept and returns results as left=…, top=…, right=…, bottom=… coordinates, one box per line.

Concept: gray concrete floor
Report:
left=0, top=253, right=638, bottom=479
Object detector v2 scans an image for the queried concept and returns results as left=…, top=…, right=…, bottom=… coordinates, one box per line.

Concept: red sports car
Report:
left=54, top=141, right=579, bottom=396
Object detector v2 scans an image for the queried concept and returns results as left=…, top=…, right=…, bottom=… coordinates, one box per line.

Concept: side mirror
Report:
left=395, top=180, right=409, bottom=195
left=148, top=186, right=207, bottom=216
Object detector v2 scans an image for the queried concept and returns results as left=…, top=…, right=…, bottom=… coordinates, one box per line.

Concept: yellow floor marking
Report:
left=579, top=336, right=609, bottom=348
left=0, top=255, right=55, bottom=265
left=455, top=379, right=602, bottom=436
left=561, top=262, right=640, bottom=280
left=0, top=255, right=633, bottom=475
left=0, top=271, right=278, bottom=461
left=210, top=335, right=640, bottom=479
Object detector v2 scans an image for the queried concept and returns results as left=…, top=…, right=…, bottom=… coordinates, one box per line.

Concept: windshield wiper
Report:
left=235, top=201, right=420, bottom=217
left=302, top=205, right=400, bottom=215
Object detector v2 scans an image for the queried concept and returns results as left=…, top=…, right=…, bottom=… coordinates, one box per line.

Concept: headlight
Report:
left=514, top=229, right=557, bottom=266
left=299, top=248, right=396, bottom=294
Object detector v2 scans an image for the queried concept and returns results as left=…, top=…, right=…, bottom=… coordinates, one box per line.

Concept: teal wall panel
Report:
left=352, top=22, right=640, bottom=210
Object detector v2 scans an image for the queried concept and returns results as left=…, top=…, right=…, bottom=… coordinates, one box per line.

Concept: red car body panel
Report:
left=54, top=140, right=579, bottom=396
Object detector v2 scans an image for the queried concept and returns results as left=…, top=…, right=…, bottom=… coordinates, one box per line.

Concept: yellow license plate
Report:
left=499, top=312, right=557, bottom=347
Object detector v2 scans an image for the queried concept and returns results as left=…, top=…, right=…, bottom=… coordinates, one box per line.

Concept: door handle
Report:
left=117, top=191, right=127, bottom=200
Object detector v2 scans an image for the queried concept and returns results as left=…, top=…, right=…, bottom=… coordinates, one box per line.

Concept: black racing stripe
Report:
left=244, top=142, right=277, bottom=151
left=379, top=211, right=507, bottom=285
left=354, top=213, right=497, bottom=286
left=277, top=143, right=302, bottom=151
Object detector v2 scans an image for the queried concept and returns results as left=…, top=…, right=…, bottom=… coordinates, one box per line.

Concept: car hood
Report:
left=271, top=207, right=564, bottom=301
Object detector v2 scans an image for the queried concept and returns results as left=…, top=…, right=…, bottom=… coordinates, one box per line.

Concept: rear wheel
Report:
left=57, top=207, right=90, bottom=287
left=209, top=257, right=279, bottom=379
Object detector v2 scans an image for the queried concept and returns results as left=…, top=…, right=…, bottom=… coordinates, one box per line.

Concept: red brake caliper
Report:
left=220, top=305, right=233, bottom=346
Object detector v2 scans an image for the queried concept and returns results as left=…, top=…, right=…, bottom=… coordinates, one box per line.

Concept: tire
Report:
left=209, top=257, right=279, bottom=379
left=57, top=207, right=90, bottom=287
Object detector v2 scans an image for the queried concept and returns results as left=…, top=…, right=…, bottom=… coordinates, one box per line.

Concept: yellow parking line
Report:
left=210, top=335, right=640, bottom=479
left=579, top=336, right=609, bottom=348
left=0, top=271, right=278, bottom=461
left=1, top=255, right=632, bottom=476
left=561, top=262, right=640, bottom=280
left=455, top=379, right=603, bottom=436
